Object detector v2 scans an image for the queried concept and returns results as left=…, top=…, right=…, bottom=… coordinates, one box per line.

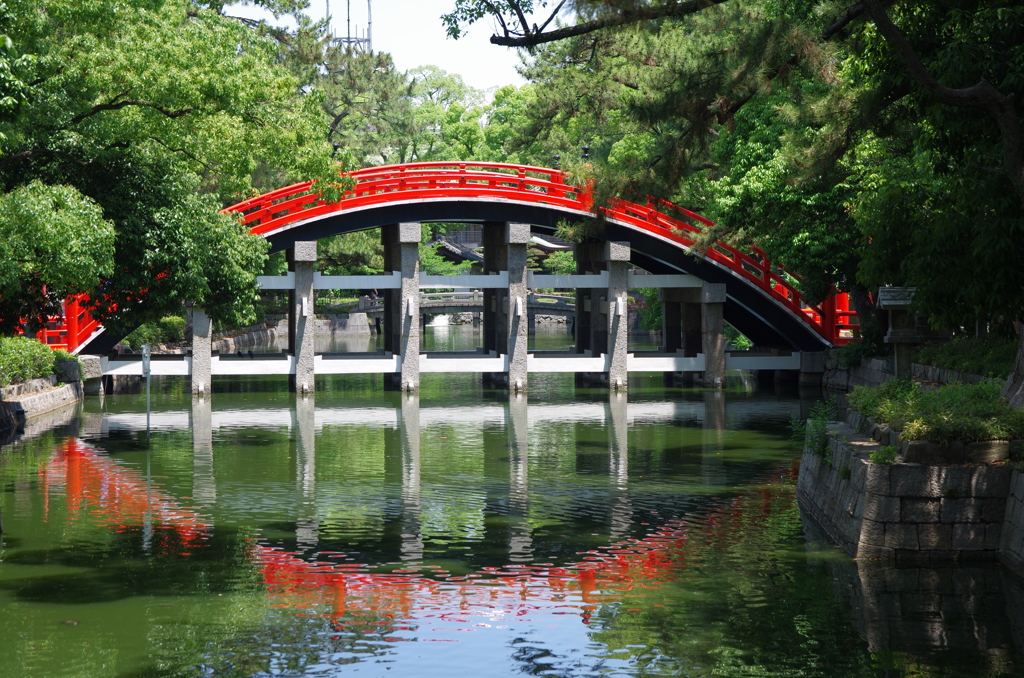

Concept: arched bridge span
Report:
left=225, top=162, right=853, bottom=351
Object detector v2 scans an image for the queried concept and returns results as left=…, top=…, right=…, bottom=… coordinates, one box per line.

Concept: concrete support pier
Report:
left=289, top=241, right=317, bottom=394
left=701, top=282, right=726, bottom=388
left=605, top=241, right=630, bottom=390
left=383, top=223, right=422, bottom=391
left=190, top=307, right=212, bottom=396
left=505, top=223, right=530, bottom=392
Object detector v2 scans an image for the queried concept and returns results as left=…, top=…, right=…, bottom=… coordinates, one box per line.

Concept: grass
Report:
left=913, top=335, right=1017, bottom=379
left=848, top=379, right=1024, bottom=444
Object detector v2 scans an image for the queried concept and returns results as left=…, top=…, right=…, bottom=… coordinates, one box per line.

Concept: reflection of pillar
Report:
left=507, top=393, right=532, bottom=562
left=702, top=390, right=727, bottom=487
left=289, top=241, right=317, bottom=393
left=191, top=396, right=215, bottom=505
left=294, top=393, right=317, bottom=551
left=607, top=390, right=631, bottom=539
left=399, top=393, right=423, bottom=563
left=190, top=307, right=212, bottom=395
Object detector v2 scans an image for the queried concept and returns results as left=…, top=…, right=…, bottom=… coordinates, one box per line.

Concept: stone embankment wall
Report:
left=1, top=364, right=90, bottom=441
left=797, top=412, right=1016, bottom=565
left=823, top=354, right=1000, bottom=391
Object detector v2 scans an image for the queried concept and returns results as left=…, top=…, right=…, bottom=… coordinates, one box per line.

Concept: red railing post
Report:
left=66, top=298, right=80, bottom=352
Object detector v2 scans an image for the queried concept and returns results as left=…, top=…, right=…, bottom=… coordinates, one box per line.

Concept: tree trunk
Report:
left=1003, top=332, right=1024, bottom=408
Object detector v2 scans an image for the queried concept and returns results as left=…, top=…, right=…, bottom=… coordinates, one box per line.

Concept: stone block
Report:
left=506, top=222, right=532, bottom=244
left=951, top=523, right=986, bottom=550
left=864, top=495, right=901, bottom=522
left=700, top=282, right=726, bottom=304
left=79, top=355, right=102, bottom=380
left=885, top=523, right=918, bottom=550
left=936, top=466, right=973, bottom=498
left=966, top=440, right=1010, bottom=463
left=985, top=524, right=1003, bottom=550
left=860, top=519, right=886, bottom=547
left=875, top=425, right=890, bottom=444
left=983, top=497, right=1007, bottom=523
left=604, top=239, right=630, bottom=261
left=900, top=592, right=942, bottom=616
left=941, top=498, right=985, bottom=524
left=890, top=464, right=940, bottom=498
left=292, top=240, right=317, bottom=262
left=917, top=523, right=952, bottom=549
left=971, top=467, right=1012, bottom=497
left=397, top=222, right=422, bottom=243
left=902, top=498, right=940, bottom=523
left=865, top=464, right=891, bottom=496
left=903, top=440, right=946, bottom=464
left=946, top=440, right=967, bottom=464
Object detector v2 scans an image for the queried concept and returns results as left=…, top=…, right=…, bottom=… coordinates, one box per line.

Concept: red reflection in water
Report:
left=44, top=437, right=796, bottom=634
left=42, top=439, right=212, bottom=553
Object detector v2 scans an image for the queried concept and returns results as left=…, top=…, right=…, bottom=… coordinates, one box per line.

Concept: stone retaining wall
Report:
left=797, top=415, right=1014, bottom=564
left=823, top=353, right=1000, bottom=392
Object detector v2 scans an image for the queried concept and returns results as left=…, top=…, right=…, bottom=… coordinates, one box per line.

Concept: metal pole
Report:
left=143, top=343, right=151, bottom=444
left=347, top=0, right=351, bottom=43
left=367, top=0, right=372, bottom=52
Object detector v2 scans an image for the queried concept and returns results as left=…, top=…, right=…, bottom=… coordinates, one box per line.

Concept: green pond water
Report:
left=2, top=325, right=1024, bottom=677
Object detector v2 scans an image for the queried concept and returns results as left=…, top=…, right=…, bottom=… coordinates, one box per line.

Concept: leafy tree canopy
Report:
left=0, top=0, right=343, bottom=334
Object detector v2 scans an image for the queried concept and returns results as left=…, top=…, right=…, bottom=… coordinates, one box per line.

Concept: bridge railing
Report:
left=15, top=294, right=100, bottom=353
left=223, top=162, right=854, bottom=345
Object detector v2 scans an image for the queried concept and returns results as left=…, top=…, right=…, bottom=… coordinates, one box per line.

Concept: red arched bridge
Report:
left=33, top=162, right=855, bottom=354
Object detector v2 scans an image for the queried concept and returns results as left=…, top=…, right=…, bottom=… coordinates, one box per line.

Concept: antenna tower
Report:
left=330, top=0, right=371, bottom=51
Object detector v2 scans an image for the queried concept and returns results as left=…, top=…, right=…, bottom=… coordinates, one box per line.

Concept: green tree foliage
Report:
left=0, top=181, right=114, bottom=334
left=0, top=0, right=343, bottom=335
left=446, top=0, right=1023, bottom=338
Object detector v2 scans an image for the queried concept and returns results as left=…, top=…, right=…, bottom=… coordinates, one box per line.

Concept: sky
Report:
left=227, top=0, right=533, bottom=92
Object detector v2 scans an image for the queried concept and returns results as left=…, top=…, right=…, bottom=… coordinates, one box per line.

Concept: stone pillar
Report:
left=701, top=283, right=726, bottom=388
left=191, top=395, right=215, bottom=505
left=399, top=392, right=423, bottom=563
left=482, top=222, right=505, bottom=356
left=289, top=241, right=317, bottom=394
left=661, top=291, right=682, bottom=353
left=190, top=307, right=212, bottom=396
left=506, top=223, right=530, bottom=392
left=383, top=223, right=422, bottom=391
left=294, top=393, right=318, bottom=551
left=605, top=241, right=630, bottom=390
left=799, top=351, right=826, bottom=387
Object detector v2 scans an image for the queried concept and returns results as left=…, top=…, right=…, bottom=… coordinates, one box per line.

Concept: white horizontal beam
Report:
left=627, top=354, right=706, bottom=371
left=317, top=354, right=400, bottom=374
left=527, top=354, right=607, bottom=373
left=420, top=354, right=507, bottom=373
left=257, top=272, right=295, bottom=289
left=101, top=357, right=191, bottom=376
left=420, top=272, right=508, bottom=288
left=725, top=353, right=802, bottom=371
left=315, top=272, right=401, bottom=290
left=212, top=355, right=294, bottom=375
left=626, top=273, right=702, bottom=288
left=528, top=272, right=608, bottom=288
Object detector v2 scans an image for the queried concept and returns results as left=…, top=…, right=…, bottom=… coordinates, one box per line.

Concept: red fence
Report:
left=17, top=294, right=100, bottom=353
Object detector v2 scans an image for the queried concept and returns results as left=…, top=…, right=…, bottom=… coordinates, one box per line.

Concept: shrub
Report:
left=849, top=379, right=1024, bottom=444
left=870, top=445, right=898, bottom=465
left=0, top=336, right=56, bottom=387
left=913, top=335, right=1017, bottom=379
left=52, top=349, right=78, bottom=364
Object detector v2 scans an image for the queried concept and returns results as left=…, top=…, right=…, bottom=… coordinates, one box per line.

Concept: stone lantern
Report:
left=877, top=287, right=920, bottom=379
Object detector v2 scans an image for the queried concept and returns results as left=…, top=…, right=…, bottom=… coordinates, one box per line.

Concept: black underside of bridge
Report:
left=263, top=200, right=830, bottom=352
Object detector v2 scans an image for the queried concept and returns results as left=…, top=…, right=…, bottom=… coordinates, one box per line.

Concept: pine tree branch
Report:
left=864, top=0, right=1023, bottom=203
left=489, top=0, right=731, bottom=47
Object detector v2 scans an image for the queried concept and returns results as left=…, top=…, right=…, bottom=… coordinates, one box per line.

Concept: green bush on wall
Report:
left=0, top=336, right=56, bottom=387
